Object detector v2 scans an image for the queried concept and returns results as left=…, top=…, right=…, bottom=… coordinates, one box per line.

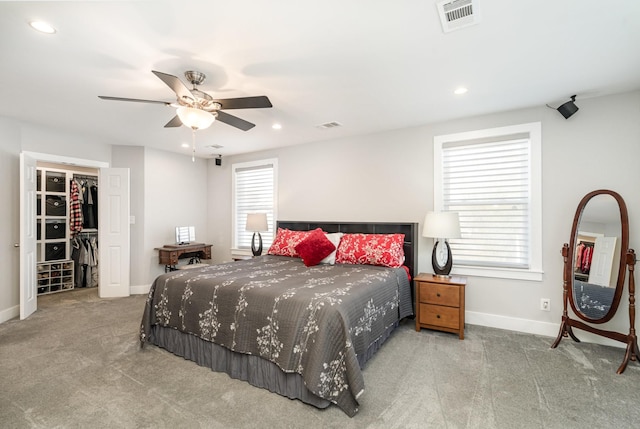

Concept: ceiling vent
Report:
left=206, top=144, right=224, bottom=149
left=437, top=0, right=480, bottom=33
left=316, top=121, right=342, bottom=130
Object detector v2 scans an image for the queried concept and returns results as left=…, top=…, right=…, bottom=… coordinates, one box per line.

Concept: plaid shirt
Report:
left=69, top=179, right=83, bottom=236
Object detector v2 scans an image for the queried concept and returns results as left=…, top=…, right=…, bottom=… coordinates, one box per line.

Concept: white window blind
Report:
left=442, top=138, right=530, bottom=269
left=233, top=159, right=277, bottom=250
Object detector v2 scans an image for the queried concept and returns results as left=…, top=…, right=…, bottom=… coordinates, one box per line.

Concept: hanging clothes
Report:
left=71, top=237, right=84, bottom=288
left=581, top=244, right=593, bottom=273
left=88, top=236, right=99, bottom=288
left=575, top=242, right=585, bottom=271
left=90, top=183, right=98, bottom=227
left=81, top=238, right=92, bottom=287
left=81, top=181, right=97, bottom=229
left=69, top=179, right=83, bottom=237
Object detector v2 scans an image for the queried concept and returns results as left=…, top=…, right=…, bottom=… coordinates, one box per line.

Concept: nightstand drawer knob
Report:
left=436, top=293, right=441, bottom=297
left=437, top=314, right=441, bottom=318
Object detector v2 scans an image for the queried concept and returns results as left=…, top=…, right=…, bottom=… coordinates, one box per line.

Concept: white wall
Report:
left=0, top=119, right=22, bottom=323
left=0, top=119, right=209, bottom=320
left=206, top=90, right=640, bottom=346
left=0, top=118, right=113, bottom=321
left=112, top=146, right=146, bottom=288
left=142, top=147, right=209, bottom=283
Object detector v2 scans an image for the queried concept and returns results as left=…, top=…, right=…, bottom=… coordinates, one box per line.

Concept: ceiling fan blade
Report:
left=152, top=70, right=195, bottom=103
left=98, top=96, right=171, bottom=106
left=216, top=111, right=255, bottom=131
left=164, top=115, right=183, bottom=128
left=213, top=96, right=273, bottom=110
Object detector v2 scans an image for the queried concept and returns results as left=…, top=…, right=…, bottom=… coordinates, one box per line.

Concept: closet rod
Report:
left=74, top=230, right=98, bottom=236
left=73, top=175, right=99, bottom=186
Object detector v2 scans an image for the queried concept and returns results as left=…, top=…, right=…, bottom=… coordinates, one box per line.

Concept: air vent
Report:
left=437, top=0, right=480, bottom=33
left=316, top=121, right=342, bottom=130
left=206, top=144, right=224, bottom=149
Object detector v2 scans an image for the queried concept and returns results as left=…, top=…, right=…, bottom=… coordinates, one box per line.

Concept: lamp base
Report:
left=251, top=232, right=263, bottom=257
left=432, top=240, right=453, bottom=277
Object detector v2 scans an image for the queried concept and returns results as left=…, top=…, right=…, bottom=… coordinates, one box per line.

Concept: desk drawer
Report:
left=419, top=303, right=459, bottom=330
left=420, top=283, right=460, bottom=307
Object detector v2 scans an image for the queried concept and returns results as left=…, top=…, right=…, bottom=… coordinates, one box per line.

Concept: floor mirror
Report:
left=551, top=189, right=638, bottom=373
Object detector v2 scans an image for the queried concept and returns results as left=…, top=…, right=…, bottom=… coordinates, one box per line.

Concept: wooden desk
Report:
left=156, top=243, right=212, bottom=272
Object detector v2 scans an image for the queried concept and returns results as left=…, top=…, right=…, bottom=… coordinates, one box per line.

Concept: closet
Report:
left=36, top=162, right=99, bottom=295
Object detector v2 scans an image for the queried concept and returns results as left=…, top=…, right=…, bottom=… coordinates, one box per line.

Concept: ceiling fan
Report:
left=99, top=70, right=272, bottom=131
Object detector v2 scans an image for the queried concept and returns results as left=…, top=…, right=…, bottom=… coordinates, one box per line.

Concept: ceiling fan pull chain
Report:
left=191, top=129, right=196, bottom=163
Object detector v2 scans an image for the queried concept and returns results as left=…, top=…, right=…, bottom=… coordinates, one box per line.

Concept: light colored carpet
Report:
left=1, top=288, right=640, bottom=429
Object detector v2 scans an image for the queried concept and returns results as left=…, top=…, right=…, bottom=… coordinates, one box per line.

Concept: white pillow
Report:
left=320, top=232, right=343, bottom=265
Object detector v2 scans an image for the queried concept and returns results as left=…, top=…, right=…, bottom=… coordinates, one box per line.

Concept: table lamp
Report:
left=423, top=211, right=461, bottom=277
left=246, top=213, right=268, bottom=256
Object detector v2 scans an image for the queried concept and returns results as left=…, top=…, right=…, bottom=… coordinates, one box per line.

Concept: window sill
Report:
left=451, top=265, right=543, bottom=282
left=231, top=248, right=252, bottom=260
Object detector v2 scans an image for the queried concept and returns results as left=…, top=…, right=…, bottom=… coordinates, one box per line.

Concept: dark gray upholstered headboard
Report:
left=276, top=221, right=419, bottom=281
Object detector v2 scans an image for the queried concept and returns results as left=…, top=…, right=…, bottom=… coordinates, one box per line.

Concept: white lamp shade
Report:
left=177, top=106, right=216, bottom=130
left=423, top=211, right=461, bottom=239
left=246, top=213, right=268, bottom=232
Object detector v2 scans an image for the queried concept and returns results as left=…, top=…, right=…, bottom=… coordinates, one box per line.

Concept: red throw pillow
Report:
left=295, top=229, right=337, bottom=267
left=335, top=233, right=405, bottom=268
left=267, top=228, right=322, bottom=257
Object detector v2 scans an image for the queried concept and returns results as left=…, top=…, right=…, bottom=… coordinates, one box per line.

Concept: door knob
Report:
left=14, top=243, right=19, bottom=248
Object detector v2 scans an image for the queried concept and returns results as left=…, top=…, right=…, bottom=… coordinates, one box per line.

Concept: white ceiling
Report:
left=1, top=1, right=639, bottom=158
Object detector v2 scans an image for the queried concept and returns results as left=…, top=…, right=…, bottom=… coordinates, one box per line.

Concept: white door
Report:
left=98, top=168, right=130, bottom=298
left=19, top=153, right=37, bottom=319
left=588, top=236, right=618, bottom=287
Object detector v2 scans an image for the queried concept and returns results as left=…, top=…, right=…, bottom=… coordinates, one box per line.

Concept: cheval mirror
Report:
left=552, top=189, right=638, bottom=373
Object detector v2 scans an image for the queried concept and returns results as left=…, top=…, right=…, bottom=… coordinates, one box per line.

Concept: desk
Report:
left=156, top=243, right=212, bottom=272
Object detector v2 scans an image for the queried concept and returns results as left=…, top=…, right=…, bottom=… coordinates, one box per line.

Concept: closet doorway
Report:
left=19, top=152, right=130, bottom=320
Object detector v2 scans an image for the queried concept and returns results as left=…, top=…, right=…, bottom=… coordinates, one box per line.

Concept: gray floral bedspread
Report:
left=140, top=255, right=412, bottom=416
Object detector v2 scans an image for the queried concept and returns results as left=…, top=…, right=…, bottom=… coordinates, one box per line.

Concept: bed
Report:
left=573, top=279, right=615, bottom=320
left=140, top=221, right=418, bottom=416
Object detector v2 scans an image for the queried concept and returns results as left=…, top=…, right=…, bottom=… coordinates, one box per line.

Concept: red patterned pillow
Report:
left=267, top=228, right=322, bottom=257
left=295, top=229, right=337, bottom=267
left=335, top=233, right=405, bottom=268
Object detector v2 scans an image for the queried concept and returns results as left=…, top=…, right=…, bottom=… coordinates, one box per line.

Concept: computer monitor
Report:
left=175, top=226, right=195, bottom=244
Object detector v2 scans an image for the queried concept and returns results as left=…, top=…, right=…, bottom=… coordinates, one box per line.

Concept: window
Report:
left=434, top=123, right=542, bottom=281
left=232, top=159, right=278, bottom=253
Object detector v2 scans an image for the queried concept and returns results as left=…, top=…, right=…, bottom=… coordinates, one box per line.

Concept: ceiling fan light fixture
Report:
left=177, top=106, right=215, bottom=130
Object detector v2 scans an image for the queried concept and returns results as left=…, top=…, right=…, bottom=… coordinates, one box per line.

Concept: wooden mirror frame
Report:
left=552, top=189, right=638, bottom=373
left=569, top=190, right=628, bottom=323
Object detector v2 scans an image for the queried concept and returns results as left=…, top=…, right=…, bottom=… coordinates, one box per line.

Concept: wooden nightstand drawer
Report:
left=420, top=304, right=460, bottom=330
left=420, top=283, right=460, bottom=307
left=414, top=273, right=466, bottom=339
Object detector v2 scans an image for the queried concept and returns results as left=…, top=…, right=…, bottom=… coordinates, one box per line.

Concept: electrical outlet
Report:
left=540, top=298, right=551, bottom=311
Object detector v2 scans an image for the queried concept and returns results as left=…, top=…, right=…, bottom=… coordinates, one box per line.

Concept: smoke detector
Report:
left=437, top=0, right=481, bottom=33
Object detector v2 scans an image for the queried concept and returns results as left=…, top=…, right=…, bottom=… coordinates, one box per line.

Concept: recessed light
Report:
left=29, top=21, right=56, bottom=34
left=454, top=87, right=468, bottom=95
left=272, top=123, right=282, bottom=130
left=181, top=143, right=189, bottom=148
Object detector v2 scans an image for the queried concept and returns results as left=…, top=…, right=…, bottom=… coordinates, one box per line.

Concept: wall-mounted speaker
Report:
left=557, top=95, right=579, bottom=119
left=215, top=157, right=222, bottom=166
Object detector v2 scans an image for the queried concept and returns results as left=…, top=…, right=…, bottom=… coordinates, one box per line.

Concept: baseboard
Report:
left=130, top=284, right=151, bottom=295
left=466, top=310, right=559, bottom=337
left=466, top=310, right=624, bottom=348
left=0, top=305, right=19, bottom=324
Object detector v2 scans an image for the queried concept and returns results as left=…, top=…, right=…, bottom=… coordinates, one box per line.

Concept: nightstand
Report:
left=414, top=273, right=467, bottom=339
